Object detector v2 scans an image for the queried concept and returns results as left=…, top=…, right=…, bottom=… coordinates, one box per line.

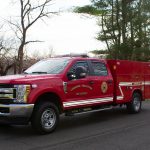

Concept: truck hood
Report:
left=0, top=74, right=59, bottom=84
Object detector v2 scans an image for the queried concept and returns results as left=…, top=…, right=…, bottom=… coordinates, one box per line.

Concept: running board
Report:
left=65, top=106, right=113, bottom=116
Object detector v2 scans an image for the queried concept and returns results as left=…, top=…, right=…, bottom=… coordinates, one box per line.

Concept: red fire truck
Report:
left=0, top=56, right=149, bottom=134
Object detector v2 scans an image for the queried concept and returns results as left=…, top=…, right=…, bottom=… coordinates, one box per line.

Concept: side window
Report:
left=91, top=61, right=108, bottom=76
left=69, top=61, right=89, bottom=75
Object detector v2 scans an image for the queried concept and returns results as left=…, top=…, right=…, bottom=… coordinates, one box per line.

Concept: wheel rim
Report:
left=133, top=96, right=141, bottom=111
left=41, top=108, right=56, bottom=130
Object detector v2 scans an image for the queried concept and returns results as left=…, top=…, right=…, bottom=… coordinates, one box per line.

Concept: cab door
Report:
left=88, top=60, right=114, bottom=102
left=64, top=60, right=94, bottom=108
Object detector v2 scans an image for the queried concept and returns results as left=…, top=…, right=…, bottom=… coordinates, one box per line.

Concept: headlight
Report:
left=14, top=85, right=31, bottom=103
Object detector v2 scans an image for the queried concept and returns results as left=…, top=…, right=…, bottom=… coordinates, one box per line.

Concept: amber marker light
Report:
left=113, top=65, right=117, bottom=70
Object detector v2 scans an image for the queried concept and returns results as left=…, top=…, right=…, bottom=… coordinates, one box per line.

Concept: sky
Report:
left=0, top=0, right=105, bottom=56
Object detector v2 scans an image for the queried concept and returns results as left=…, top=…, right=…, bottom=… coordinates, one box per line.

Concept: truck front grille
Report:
left=0, top=84, right=16, bottom=104
left=0, top=107, right=9, bottom=113
left=0, top=84, right=14, bottom=88
left=0, top=99, right=14, bottom=104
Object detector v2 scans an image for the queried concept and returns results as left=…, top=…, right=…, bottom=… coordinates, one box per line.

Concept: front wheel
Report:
left=127, top=93, right=142, bottom=114
left=31, top=102, right=59, bottom=134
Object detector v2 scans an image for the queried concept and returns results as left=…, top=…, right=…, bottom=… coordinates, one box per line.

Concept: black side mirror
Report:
left=67, top=72, right=76, bottom=80
left=75, top=66, right=87, bottom=79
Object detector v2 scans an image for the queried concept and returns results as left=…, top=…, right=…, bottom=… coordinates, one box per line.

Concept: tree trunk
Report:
left=101, top=14, right=111, bottom=57
left=121, top=0, right=127, bottom=44
left=111, top=0, right=117, bottom=44
left=138, top=0, right=142, bottom=43
left=18, top=44, right=24, bottom=74
left=116, top=0, right=121, bottom=46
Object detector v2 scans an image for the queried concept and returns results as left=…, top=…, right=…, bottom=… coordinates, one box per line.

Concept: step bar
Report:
left=65, top=106, right=113, bottom=116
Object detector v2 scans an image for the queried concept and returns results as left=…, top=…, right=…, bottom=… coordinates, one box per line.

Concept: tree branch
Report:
left=25, top=40, right=43, bottom=45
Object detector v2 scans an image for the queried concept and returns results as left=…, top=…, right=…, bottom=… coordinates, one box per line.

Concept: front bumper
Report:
left=0, top=104, right=34, bottom=124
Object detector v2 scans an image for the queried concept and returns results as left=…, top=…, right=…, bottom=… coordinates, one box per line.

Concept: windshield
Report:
left=24, top=58, right=70, bottom=74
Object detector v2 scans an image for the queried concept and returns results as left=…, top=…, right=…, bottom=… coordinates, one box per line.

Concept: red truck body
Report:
left=0, top=57, right=149, bottom=134
left=107, top=60, right=150, bottom=102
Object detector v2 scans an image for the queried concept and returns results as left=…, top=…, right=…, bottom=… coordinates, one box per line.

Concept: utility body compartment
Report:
left=107, top=60, right=150, bottom=104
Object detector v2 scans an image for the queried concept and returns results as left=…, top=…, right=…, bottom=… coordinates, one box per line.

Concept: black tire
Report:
left=127, top=92, right=142, bottom=114
left=31, top=102, right=59, bottom=134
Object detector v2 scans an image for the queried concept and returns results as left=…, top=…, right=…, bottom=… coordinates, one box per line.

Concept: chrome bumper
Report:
left=0, top=104, right=34, bottom=117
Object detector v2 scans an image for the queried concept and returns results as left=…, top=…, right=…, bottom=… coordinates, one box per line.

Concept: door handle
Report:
left=89, top=81, right=94, bottom=85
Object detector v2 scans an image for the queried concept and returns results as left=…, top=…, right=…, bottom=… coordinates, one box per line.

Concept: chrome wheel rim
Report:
left=133, top=97, right=141, bottom=111
left=41, top=108, right=56, bottom=130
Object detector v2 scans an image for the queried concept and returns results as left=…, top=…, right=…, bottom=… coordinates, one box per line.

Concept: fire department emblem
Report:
left=101, top=82, right=108, bottom=93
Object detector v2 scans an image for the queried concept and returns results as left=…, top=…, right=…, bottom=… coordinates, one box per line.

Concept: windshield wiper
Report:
left=32, top=72, right=47, bottom=74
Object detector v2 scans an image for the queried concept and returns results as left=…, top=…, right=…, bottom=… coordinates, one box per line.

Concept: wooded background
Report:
left=75, top=0, right=150, bottom=61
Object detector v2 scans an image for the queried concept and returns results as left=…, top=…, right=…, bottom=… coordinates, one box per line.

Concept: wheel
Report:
left=127, top=92, right=142, bottom=114
left=31, top=102, right=59, bottom=134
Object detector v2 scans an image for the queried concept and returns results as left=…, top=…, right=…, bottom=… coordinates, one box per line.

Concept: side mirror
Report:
left=67, top=72, right=76, bottom=80
left=75, top=66, right=87, bottom=79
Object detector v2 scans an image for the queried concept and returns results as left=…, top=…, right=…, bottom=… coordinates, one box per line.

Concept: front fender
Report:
left=28, top=87, right=64, bottom=104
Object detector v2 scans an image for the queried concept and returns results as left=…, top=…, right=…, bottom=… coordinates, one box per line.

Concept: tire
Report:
left=127, top=92, right=142, bottom=114
left=31, top=102, right=59, bottom=134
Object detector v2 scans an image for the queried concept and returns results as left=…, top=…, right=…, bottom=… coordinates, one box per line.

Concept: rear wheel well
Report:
left=34, top=92, right=63, bottom=114
left=126, top=91, right=142, bottom=113
left=133, top=89, right=143, bottom=100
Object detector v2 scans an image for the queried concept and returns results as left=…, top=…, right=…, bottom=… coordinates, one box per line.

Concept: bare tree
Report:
left=11, top=0, right=54, bottom=73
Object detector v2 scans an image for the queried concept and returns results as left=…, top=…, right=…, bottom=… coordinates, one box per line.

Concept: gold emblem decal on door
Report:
left=101, top=82, right=108, bottom=93
left=82, top=85, right=93, bottom=90
left=71, top=85, right=93, bottom=91
left=76, top=92, right=88, bottom=96
left=71, top=85, right=81, bottom=91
